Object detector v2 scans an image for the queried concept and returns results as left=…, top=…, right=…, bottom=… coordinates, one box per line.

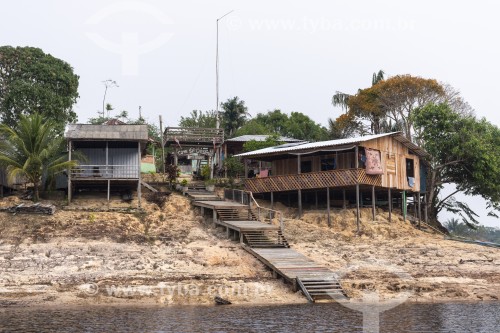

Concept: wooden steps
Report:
left=215, top=207, right=257, bottom=221
left=296, top=277, right=346, bottom=302
left=187, top=189, right=221, bottom=201
left=243, top=230, right=290, bottom=248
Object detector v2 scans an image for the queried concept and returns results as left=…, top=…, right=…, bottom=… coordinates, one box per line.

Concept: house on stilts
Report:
left=65, top=124, right=149, bottom=207
left=235, top=132, right=429, bottom=226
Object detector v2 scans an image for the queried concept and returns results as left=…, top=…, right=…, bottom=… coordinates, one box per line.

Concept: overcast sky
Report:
left=2, top=0, right=499, bottom=227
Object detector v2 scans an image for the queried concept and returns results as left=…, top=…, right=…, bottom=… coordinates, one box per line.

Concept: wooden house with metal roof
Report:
left=235, top=132, right=429, bottom=226
left=65, top=124, right=149, bottom=206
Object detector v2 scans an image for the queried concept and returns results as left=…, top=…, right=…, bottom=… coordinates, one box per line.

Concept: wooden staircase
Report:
left=296, top=277, right=347, bottom=303
left=243, top=230, right=290, bottom=248
left=215, top=207, right=258, bottom=221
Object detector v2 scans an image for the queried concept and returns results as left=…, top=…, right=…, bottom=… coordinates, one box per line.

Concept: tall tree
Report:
left=284, top=112, right=329, bottom=141
left=221, top=97, right=249, bottom=137
left=413, top=103, right=500, bottom=227
left=329, top=70, right=385, bottom=138
left=0, top=113, right=79, bottom=201
left=338, top=75, right=445, bottom=139
left=0, top=46, right=79, bottom=132
left=179, top=110, right=217, bottom=128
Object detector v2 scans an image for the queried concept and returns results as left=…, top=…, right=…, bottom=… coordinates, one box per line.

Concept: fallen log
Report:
left=214, top=296, right=231, bottom=305
left=0, top=203, right=56, bottom=215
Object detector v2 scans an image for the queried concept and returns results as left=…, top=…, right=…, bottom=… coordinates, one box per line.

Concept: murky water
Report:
left=0, top=302, right=499, bottom=332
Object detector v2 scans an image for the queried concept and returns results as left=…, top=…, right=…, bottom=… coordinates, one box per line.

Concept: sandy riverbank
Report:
left=0, top=193, right=498, bottom=307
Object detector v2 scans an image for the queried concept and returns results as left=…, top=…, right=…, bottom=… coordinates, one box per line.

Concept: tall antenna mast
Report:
left=216, top=10, right=234, bottom=129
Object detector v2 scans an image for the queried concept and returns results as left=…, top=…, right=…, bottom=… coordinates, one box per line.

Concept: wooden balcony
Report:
left=245, top=169, right=382, bottom=193
left=70, top=165, right=139, bottom=180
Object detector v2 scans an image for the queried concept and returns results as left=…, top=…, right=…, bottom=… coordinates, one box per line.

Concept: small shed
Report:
left=65, top=124, right=149, bottom=206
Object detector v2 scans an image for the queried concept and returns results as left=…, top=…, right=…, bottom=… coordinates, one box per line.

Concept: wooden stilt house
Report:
left=65, top=124, right=149, bottom=206
left=235, top=132, right=429, bottom=225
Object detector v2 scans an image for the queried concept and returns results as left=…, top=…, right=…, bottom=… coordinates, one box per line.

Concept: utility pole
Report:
left=159, top=115, right=166, bottom=174
left=216, top=10, right=234, bottom=129
left=213, top=10, right=233, bottom=180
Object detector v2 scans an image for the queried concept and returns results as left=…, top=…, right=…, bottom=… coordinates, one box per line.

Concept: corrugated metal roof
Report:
left=235, top=132, right=429, bottom=158
left=226, top=135, right=304, bottom=143
left=65, top=124, right=149, bottom=141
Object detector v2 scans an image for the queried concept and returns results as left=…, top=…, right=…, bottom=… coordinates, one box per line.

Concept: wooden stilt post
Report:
left=424, top=194, right=428, bottom=224
left=0, top=183, right=3, bottom=198
left=68, top=140, right=72, bottom=203
left=327, top=187, right=331, bottom=227
left=244, top=159, right=248, bottom=179
left=418, top=192, right=422, bottom=229
left=224, top=143, right=228, bottom=178
left=137, top=141, right=142, bottom=208
left=315, top=191, right=318, bottom=210
left=271, top=191, right=274, bottom=210
left=402, top=191, right=407, bottom=222
left=107, top=180, right=110, bottom=202
left=213, top=209, right=217, bottom=224
left=388, top=188, right=392, bottom=223
left=371, top=185, right=376, bottom=221
left=343, top=189, right=346, bottom=209
left=413, top=194, right=417, bottom=221
left=298, top=189, right=302, bottom=218
left=297, top=154, right=302, bottom=218
left=355, top=145, right=360, bottom=233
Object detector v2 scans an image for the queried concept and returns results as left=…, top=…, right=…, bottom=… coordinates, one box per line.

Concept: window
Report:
left=321, top=158, right=336, bottom=171
left=300, top=161, right=312, bottom=173
left=406, top=158, right=415, bottom=177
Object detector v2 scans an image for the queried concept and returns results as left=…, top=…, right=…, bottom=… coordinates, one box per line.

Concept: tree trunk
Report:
left=33, top=182, right=39, bottom=202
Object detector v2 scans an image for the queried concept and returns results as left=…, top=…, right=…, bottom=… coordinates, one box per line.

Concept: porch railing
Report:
left=70, top=165, right=139, bottom=179
left=245, top=168, right=382, bottom=193
left=224, top=188, right=284, bottom=230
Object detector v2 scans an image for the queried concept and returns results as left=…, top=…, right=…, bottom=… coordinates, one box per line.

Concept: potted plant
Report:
left=205, top=179, right=216, bottom=192
left=180, top=179, right=189, bottom=194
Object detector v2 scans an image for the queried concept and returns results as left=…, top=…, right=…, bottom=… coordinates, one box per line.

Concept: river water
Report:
left=0, top=302, right=499, bottom=332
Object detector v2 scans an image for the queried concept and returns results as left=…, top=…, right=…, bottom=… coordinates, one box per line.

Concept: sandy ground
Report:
left=0, top=193, right=499, bottom=307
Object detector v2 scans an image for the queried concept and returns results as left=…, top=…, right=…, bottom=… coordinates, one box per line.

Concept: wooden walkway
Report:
left=191, top=194, right=345, bottom=302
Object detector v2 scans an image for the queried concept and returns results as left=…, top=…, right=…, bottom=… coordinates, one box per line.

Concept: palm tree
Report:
left=0, top=113, right=79, bottom=201
left=221, top=96, right=249, bottom=138
left=331, top=70, right=385, bottom=112
left=329, top=70, right=385, bottom=138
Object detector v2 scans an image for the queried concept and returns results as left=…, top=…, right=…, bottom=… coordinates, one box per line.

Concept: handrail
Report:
left=224, top=188, right=284, bottom=230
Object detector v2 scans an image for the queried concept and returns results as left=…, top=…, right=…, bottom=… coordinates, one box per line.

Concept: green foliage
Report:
left=243, top=133, right=284, bottom=152
left=413, top=103, right=500, bottom=225
left=0, top=113, right=80, bottom=201
left=221, top=97, right=249, bottom=138
left=223, top=156, right=244, bottom=178
left=329, top=73, right=444, bottom=138
left=0, top=46, right=80, bottom=133
left=445, top=218, right=500, bottom=243
left=164, top=164, right=180, bottom=186
left=284, top=112, right=328, bottom=141
left=180, top=179, right=188, bottom=187
left=235, top=108, right=327, bottom=142
left=200, top=164, right=211, bottom=180
left=233, top=118, right=269, bottom=136
left=179, top=110, right=217, bottom=128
